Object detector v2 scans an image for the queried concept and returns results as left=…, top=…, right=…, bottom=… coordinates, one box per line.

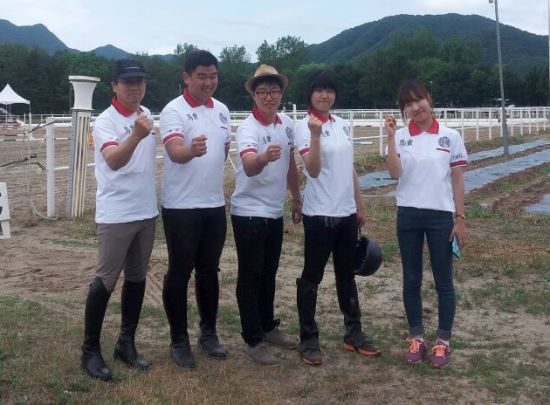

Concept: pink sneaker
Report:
left=430, top=341, right=451, bottom=368
left=403, top=338, right=427, bottom=364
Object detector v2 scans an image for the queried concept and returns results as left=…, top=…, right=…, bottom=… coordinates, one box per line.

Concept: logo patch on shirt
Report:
left=219, top=113, right=228, bottom=124
left=343, top=126, right=350, bottom=136
left=187, top=113, right=198, bottom=121
left=452, top=152, right=465, bottom=161
left=438, top=136, right=451, bottom=148
left=285, top=126, right=294, bottom=140
left=322, top=130, right=330, bottom=137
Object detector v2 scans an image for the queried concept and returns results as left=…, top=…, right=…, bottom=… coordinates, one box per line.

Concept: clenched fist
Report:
left=308, top=115, right=323, bottom=137
left=191, top=134, right=208, bottom=157
left=384, top=115, right=397, bottom=139
left=134, top=112, right=154, bottom=139
left=262, top=144, right=282, bottom=163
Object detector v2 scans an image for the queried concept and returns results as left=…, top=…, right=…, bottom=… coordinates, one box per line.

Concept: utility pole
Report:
left=489, top=0, right=509, bottom=155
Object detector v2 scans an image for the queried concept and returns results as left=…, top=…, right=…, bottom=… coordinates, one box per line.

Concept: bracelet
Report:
left=454, top=213, right=465, bottom=220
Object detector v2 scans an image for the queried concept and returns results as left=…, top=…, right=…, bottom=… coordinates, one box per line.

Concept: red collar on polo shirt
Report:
left=307, top=107, right=335, bottom=124
left=252, top=106, right=282, bottom=126
left=409, top=117, right=439, bottom=136
left=112, top=97, right=142, bottom=117
left=183, top=88, right=214, bottom=108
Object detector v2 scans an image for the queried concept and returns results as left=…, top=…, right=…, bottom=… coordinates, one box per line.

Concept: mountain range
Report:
left=0, top=14, right=547, bottom=73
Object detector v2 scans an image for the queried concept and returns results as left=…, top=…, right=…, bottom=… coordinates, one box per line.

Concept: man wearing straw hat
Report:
left=231, top=64, right=302, bottom=365
left=81, top=59, right=157, bottom=381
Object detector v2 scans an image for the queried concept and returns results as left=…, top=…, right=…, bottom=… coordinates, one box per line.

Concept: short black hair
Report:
left=306, top=69, right=339, bottom=105
left=184, top=50, right=218, bottom=74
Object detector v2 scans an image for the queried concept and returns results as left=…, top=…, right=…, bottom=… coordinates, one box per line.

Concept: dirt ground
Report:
left=1, top=126, right=549, bottom=404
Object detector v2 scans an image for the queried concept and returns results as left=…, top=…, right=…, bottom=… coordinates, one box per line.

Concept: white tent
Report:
left=0, top=83, right=30, bottom=105
left=0, top=83, right=30, bottom=124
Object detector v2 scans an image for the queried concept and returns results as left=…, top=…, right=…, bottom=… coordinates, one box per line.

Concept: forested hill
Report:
left=307, top=13, right=547, bottom=74
left=0, top=19, right=69, bottom=54
left=2, top=14, right=547, bottom=74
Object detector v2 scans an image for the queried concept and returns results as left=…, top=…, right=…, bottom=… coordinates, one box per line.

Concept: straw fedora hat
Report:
left=244, top=64, right=289, bottom=95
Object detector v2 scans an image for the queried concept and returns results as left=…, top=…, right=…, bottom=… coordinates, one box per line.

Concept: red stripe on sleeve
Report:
left=299, top=147, right=310, bottom=156
left=100, top=141, right=119, bottom=152
left=239, top=147, right=257, bottom=158
left=450, top=160, right=468, bottom=168
left=163, top=133, right=184, bottom=145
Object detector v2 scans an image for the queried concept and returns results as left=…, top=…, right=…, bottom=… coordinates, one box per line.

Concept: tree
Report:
left=217, top=45, right=253, bottom=110
left=174, top=43, right=199, bottom=56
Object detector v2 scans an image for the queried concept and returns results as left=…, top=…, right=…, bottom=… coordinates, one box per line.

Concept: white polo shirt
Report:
left=295, top=110, right=356, bottom=217
left=93, top=98, right=158, bottom=224
left=230, top=108, right=295, bottom=219
left=393, top=119, right=468, bottom=212
left=160, top=90, right=232, bottom=209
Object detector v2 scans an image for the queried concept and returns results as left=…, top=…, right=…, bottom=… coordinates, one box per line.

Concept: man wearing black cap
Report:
left=81, top=59, right=157, bottom=381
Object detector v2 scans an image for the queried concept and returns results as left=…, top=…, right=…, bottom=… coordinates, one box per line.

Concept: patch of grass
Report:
left=465, top=352, right=521, bottom=397
left=46, top=238, right=93, bottom=248
left=218, top=304, right=241, bottom=334
left=381, top=240, right=399, bottom=264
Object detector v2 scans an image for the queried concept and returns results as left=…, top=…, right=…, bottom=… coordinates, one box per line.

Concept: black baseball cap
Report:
left=112, top=59, right=148, bottom=81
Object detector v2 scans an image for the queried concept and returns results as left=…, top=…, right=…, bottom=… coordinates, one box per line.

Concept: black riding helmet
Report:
left=354, top=235, right=383, bottom=276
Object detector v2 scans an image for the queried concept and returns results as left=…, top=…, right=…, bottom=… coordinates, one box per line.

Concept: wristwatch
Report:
left=454, top=213, right=466, bottom=220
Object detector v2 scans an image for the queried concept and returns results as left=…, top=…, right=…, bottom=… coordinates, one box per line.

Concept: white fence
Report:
left=5, top=106, right=548, bottom=218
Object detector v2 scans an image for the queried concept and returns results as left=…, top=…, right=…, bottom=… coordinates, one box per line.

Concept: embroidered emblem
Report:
left=407, top=139, right=413, bottom=146
left=219, top=113, right=228, bottom=124
left=286, top=126, right=293, bottom=140
left=439, top=136, right=450, bottom=148
left=399, top=139, right=406, bottom=146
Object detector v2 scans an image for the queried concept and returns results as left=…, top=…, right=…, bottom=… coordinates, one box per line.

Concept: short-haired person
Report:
left=384, top=79, right=467, bottom=368
left=159, top=50, right=231, bottom=368
left=294, top=70, right=381, bottom=366
left=81, top=59, right=157, bottom=381
left=231, top=65, right=302, bottom=365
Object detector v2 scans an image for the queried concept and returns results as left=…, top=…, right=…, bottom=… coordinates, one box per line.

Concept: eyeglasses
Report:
left=254, top=89, right=282, bottom=99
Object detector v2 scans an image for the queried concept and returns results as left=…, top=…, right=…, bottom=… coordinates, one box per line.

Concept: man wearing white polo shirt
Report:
left=159, top=50, right=231, bottom=368
left=231, top=65, right=302, bottom=365
left=81, top=59, right=157, bottom=381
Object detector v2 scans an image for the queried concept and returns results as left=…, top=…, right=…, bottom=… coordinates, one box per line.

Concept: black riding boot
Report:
left=113, top=280, right=151, bottom=370
left=163, top=273, right=196, bottom=368
left=296, top=277, right=320, bottom=352
left=81, top=277, right=112, bottom=381
left=195, top=269, right=226, bottom=358
left=336, top=275, right=363, bottom=343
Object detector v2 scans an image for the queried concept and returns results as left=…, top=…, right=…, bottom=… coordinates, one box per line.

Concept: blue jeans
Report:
left=396, top=206, right=455, bottom=340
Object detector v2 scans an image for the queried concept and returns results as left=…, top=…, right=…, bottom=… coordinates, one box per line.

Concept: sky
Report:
left=1, top=0, right=548, bottom=59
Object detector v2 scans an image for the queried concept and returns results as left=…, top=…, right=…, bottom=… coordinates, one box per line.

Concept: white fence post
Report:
left=528, top=107, right=532, bottom=134
left=489, top=108, right=493, bottom=139
left=46, top=117, right=56, bottom=218
left=0, top=182, right=11, bottom=239
left=475, top=109, right=479, bottom=141
left=378, top=111, right=384, bottom=156
left=520, top=109, right=524, bottom=136
left=460, top=110, right=464, bottom=138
